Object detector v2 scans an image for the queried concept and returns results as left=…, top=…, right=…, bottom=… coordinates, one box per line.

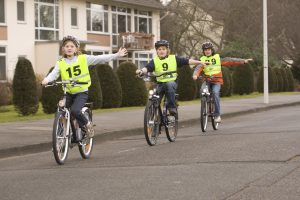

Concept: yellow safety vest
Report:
left=153, top=55, right=177, bottom=82
left=58, top=54, right=91, bottom=94
left=200, top=54, right=221, bottom=75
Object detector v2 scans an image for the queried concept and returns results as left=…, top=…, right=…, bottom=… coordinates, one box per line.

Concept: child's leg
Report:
left=70, top=92, right=89, bottom=128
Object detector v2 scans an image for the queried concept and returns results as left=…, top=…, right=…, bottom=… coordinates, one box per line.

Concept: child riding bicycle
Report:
left=42, top=35, right=128, bottom=138
left=136, top=40, right=205, bottom=115
left=193, top=42, right=253, bottom=123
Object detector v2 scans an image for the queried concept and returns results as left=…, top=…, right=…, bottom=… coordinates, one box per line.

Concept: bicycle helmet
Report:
left=62, top=35, right=80, bottom=48
left=202, top=41, right=215, bottom=55
left=155, top=40, right=169, bottom=49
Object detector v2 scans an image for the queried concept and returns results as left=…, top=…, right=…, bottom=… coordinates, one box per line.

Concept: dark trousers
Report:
left=66, top=92, right=89, bottom=128
left=156, top=81, right=177, bottom=109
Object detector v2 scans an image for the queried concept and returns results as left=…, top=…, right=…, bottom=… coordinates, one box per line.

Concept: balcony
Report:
left=118, top=32, right=154, bottom=50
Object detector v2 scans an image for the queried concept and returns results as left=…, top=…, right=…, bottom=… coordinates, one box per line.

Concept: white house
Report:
left=0, top=0, right=163, bottom=81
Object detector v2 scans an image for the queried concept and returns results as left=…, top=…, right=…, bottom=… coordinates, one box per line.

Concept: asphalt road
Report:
left=1, top=105, right=300, bottom=200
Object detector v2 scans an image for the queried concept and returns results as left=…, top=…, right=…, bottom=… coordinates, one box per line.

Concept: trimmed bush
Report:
left=177, top=65, right=196, bottom=101
left=257, top=66, right=277, bottom=93
left=285, top=67, right=295, bottom=91
left=232, top=64, right=254, bottom=95
left=117, top=62, right=147, bottom=107
left=220, top=67, right=233, bottom=97
left=0, top=82, right=12, bottom=106
left=88, top=67, right=103, bottom=109
left=273, top=68, right=284, bottom=92
left=41, top=67, right=63, bottom=114
left=12, top=58, right=39, bottom=115
left=280, top=68, right=289, bottom=92
left=96, top=64, right=122, bottom=108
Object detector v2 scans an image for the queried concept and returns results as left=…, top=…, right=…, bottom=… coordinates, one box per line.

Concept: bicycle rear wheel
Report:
left=200, top=96, right=208, bottom=132
left=52, top=111, right=69, bottom=165
left=165, top=111, right=178, bottom=142
left=144, top=101, right=160, bottom=146
left=79, top=108, right=94, bottom=159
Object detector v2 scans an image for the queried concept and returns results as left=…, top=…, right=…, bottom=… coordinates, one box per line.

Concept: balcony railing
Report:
left=118, top=32, right=154, bottom=50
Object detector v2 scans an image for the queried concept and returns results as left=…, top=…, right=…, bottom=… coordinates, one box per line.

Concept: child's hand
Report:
left=118, top=47, right=128, bottom=57
left=192, top=75, right=198, bottom=80
left=244, top=58, right=253, bottom=64
left=41, top=78, right=48, bottom=86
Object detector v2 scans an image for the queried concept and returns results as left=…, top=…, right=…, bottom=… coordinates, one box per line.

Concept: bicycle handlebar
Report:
left=138, top=70, right=177, bottom=78
left=44, top=80, right=89, bottom=87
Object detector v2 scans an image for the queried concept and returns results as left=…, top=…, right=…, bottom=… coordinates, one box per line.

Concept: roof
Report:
left=111, top=0, right=163, bottom=9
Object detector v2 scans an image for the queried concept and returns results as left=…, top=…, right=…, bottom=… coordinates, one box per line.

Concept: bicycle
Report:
left=45, top=80, right=94, bottom=165
left=139, top=71, right=179, bottom=146
left=198, top=75, right=220, bottom=132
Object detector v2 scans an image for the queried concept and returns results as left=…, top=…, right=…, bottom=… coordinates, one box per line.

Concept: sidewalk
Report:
left=0, top=93, right=299, bottom=158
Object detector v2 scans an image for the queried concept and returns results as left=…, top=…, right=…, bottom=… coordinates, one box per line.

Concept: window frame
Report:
left=134, top=51, right=153, bottom=69
left=17, top=0, right=26, bottom=23
left=134, top=10, right=152, bottom=34
left=71, top=7, right=78, bottom=28
left=86, top=2, right=109, bottom=34
left=34, top=0, right=59, bottom=41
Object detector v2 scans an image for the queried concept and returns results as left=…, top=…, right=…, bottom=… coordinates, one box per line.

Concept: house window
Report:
left=35, top=0, right=59, bottom=40
left=86, top=2, right=108, bottom=33
left=112, top=6, right=131, bottom=46
left=134, top=10, right=152, bottom=33
left=0, top=0, right=5, bottom=23
left=0, top=46, right=6, bottom=81
left=71, top=7, right=77, bottom=27
left=17, top=0, right=25, bottom=22
left=134, top=52, right=152, bottom=69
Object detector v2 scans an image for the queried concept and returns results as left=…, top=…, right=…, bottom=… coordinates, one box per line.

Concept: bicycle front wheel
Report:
left=211, top=98, right=219, bottom=130
left=165, top=111, right=178, bottom=142
left=52, top=111, right=69, bottom=165
left=200, top=96, right=208, bottom=132
left=144, top=101, right=160, bottom=146
left=79, top=109, right=94, bottom=159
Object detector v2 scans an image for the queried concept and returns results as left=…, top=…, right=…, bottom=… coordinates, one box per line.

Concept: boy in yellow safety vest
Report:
left=136, top=40, right=206, bottom=115
left=193, top=42, right=253, bottom=123
left=42, top=35, right=127, bottom=139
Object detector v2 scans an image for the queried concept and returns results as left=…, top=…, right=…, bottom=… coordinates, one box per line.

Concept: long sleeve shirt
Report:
left=45, top=54, right=119, bottom=82
left=193, top=57, right=247, bottom=84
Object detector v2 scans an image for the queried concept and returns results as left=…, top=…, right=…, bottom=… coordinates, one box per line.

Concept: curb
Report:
left=0, top=101, right=299, bottom=159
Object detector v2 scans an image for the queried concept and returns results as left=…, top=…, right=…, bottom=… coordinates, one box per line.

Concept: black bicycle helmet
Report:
left=202, top=41, right=215, bottom=55
left=155, top=40, right=169, bottom=49
left=62, top=35, right=80, bottom=48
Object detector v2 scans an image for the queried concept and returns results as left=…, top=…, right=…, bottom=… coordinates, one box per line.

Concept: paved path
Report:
left=0, top=93, right=299, bottom=158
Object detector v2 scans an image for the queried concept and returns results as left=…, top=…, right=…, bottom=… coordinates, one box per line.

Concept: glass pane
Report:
left=139, top=54, right=148, bottom=58
left=87, top=10, right=91, bottom=31
left=112, top=14, right=116, bottom=33
left=149, top=18, right=152, bottom=33
left=55, top=6, right=59, bottom=29
left=0, top=47, right=5, bottom=53
left=17, top=1, right=25, bottom=21
left=112, top=6, right=116, bottom=11
left=139, top=17, right=147, bottom=33
left=86, top=2, right=90, bottom=8
left=55, top=31, right=59, bottom=40
left=39, top=0, right=55, bottom=3
left=71, top=8, right=77, bottom=26
left=104, top=12, right=108, bottom=32
left=92, top=11, right=103, bottom=32
left=0, top=56, right=6, bottom=80
left=93, top=52, right=103, bottom=55
left=139, top=11, right=148, bottom=15
left=139, top=61, right=148, bottom=68
left=0, top=0, right=5, bottom=23
left=118, top=7, right=126, bottom=13
left=118, top=15, right=126, bottom=33
left=35, top=29, right=38, bottom=39
left=134, top=17, right=137, bottom=32
left=35, top=4, right=38, bottom=26
left=127, top=16, right=131, bottom=32
left=127, top=8, right=131, bottom=13
left=40, top=5, right=54, bottom=28
left=112, top=35, right=117, bottom=46
left=40, top=30, right=55, bottom=40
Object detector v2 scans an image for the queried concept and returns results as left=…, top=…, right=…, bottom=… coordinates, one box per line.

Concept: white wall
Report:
left=6, top=0, right=35, bottom=79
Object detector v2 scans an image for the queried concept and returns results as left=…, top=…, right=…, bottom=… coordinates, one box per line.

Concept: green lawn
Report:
left=0, top=92, right=297, bottom=123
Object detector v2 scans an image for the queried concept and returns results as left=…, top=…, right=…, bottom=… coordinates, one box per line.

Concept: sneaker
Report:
left=84, top=122, right=94, bottom=138
left=215, top=116, right=221, bottom=123
left=169, top=108, right=177, bottom=116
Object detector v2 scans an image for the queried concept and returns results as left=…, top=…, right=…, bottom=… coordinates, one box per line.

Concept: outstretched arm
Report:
left=192, top=64, right=204, bottom=80
left=87, top=47, right=128, bottom=66
left=221, top=57, right=253, bottom=66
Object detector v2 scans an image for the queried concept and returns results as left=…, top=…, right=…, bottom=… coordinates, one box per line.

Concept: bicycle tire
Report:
left=200, top=96, right=208, bottom=132
left=79, top=108, right=94, bottom=159
left=52, top=111, right=69, bottom=165
left=144, top=101, right=160, bottom=146
left=211, top=97, right=219, bottom=130
left=165, top=111, right=178, bottom=142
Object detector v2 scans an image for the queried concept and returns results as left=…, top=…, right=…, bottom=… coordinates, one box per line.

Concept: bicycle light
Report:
left=58, top=98, right=66, bottom=107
